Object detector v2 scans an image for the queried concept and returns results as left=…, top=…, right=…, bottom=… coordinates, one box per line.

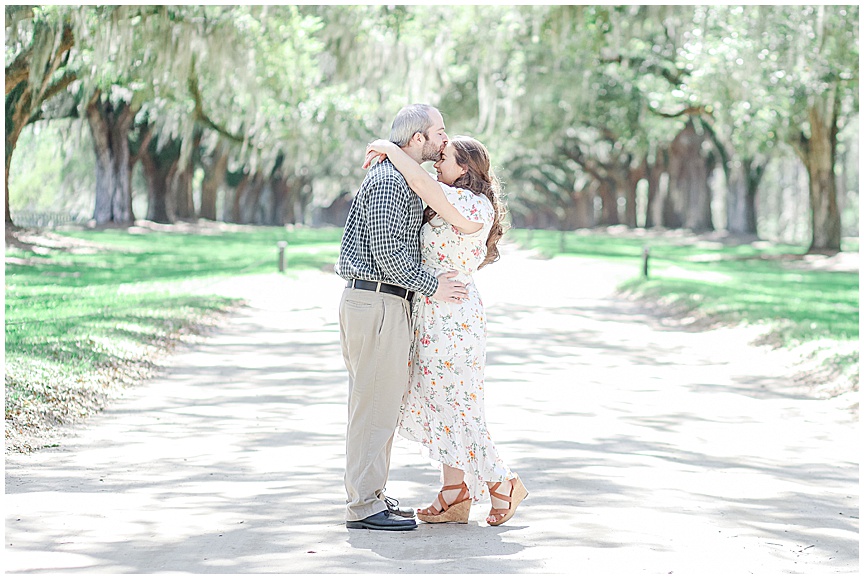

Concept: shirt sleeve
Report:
left=366, top=176, right=439, bottom=296
left=440, top=184, right=494, bottom=236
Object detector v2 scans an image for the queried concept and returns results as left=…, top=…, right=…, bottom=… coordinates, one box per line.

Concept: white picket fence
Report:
left=10, top=212, right=86, bottom=228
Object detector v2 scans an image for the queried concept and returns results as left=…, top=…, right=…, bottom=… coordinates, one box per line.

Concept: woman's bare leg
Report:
left=486, top=478, right=513, bottom=524
left=418, top=463, right=466, bottom=514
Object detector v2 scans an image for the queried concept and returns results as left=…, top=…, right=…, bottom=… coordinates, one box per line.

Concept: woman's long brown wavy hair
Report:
left=441, top=135, right=507, bottom=269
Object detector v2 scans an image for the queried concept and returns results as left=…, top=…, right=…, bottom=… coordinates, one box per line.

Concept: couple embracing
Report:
left=336, top=104, right=528, bottom=531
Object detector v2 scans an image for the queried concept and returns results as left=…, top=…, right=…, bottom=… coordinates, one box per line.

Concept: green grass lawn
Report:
left=509, top=228, right=859, bottom=345
left=5, top=224, right=342, bottom=447
left=6, top=223, right=857, bottom=448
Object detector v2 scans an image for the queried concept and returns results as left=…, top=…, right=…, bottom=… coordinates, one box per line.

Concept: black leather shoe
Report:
left=385, top=495, right=415, bottom=518
left=346, top=511, right=417, bottom=531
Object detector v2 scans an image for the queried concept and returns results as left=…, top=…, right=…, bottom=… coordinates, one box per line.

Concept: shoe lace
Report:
left=383, top=487, right=406, bottom=512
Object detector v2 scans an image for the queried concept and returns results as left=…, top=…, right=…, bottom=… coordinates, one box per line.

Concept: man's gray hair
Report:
left=389, top=104, right=437, bottom=147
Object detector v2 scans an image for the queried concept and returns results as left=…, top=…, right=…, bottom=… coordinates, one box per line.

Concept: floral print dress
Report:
left=398, top=183, right=513, bottom=503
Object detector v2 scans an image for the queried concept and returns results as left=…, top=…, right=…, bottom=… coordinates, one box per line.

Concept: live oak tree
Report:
left=675, top=5, right=857, bottom=246
left=5, top=6, right=76, bottom=226
left=682, top=6, right=775, bottom=236
left=5, top=6, right=252, bottom=225
left=85, top=5, right=251, bottom=225
left=739, top=5, right=858, bottom=253
left=600, top=5, right=725, bottom=232
left=498, top=5, right=701, bottom=229
left=192, top=5, right=353, bottom=226
left=5, top=5, right=858, bottom=239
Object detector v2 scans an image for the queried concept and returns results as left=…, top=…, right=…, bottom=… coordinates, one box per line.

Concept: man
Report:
left=336, top=104, right=468, bottom=531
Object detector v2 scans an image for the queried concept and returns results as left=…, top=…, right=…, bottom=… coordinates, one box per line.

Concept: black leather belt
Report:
left=347, top=279, right=415, bottom=301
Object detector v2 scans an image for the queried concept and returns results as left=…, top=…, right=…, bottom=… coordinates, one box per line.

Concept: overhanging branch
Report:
left=187, top=74, right=246, bottom=144
left=600, top=54, right=684, bottom=86
left=647, top=104, right=709, bottom=119
left=5, top=49, right=32, bottom=96
left=26, top=71, right=79, bottom=125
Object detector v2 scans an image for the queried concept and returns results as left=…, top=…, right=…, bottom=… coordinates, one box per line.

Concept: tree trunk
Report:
left=596, top=178, right=619, bottom=225
left=255, top=181, right=272, bottom=225
left=644, top=168, right=658, bottom=228
left=282, top=179, right=298, bottom=224
left=86, top=92, right=136, bottom=225
left=268, top=154, right=289, bottom=226
left=562, top=143, right=619, bottom=226
left=291, top=173, right=313, bottom=225
left=4, top=83, right=29, bottom=225
left=4, top=148, right=13, bottom=224
left=725, top=161, right=749, bottom=234
left=727, top=158, right=766, bottom=236
left=241, top=173, right=266, bottom=224
left=644, top=149, right=667, bottom=229
left=320, top=190, right=353, bottom=226
left=200, top=140, right=228, bottom=221
left=4, top=23, right=75, bottom=226
left=702, top=120, right=764, bottom=237
left=227, top=172, right=250, bottom=223
left=836, top=139, right=847, bottom=225
left=667, top=119, right=713, bottom=231
left=88, top=99, right=114, bottom=224
left=623, top=158, right=645, bottom=228
left=172, top=160, right=195, bottom=220
left=744, top=160, right=764, bottom=235
left=660, top=183, right=684, bottom=228
left=567, top=186, right=594, bottom=229
left=141, top=158, right=175, bottom=224
left=172, top=130, right=202, bottom=221
left=271, top=177, right=291, bottom=226
left=140, top=138, right=181, bottom=224
left=791, top=91, right=842, bottom=254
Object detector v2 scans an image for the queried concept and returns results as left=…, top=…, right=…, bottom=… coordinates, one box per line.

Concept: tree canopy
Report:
left=5, top=4, right=859, bottom=252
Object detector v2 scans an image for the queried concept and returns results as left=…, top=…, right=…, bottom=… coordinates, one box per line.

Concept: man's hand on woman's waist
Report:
left=432, top=271, right=468, bottom=303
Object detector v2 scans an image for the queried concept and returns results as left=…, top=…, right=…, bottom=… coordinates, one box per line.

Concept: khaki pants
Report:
left=339, top=287, right=412, bottom=521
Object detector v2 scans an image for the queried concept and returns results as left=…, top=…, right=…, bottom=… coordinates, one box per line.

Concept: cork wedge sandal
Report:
left=487, top=476, right=528, bottom=526
left=416, top=481, right=472, bottom=524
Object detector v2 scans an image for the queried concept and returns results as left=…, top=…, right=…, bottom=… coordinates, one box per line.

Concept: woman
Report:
left=363, top=135, right=528, bottom=526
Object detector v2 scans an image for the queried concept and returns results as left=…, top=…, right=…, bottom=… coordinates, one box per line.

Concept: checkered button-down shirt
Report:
left=336, top=159, right=438, bottom=296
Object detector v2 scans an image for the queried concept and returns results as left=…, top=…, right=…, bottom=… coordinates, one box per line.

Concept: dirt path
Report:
left=4, top=250, right=859, bottom=574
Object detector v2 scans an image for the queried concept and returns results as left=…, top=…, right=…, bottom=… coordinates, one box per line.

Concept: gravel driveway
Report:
left=5, top=249, right=858, bottom=574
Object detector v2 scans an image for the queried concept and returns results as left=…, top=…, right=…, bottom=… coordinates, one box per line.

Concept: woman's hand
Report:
left=362, top=151, right=385, bottom=169
left=362, top=139, right=396, bottom=169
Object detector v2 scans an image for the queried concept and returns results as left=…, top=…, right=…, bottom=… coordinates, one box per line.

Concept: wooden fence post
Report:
left=642, top=246, right=650, bottom=278
left=278, top=241, right=288, bottom=272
